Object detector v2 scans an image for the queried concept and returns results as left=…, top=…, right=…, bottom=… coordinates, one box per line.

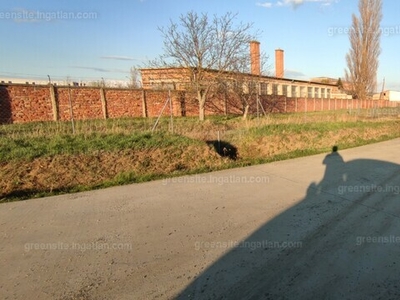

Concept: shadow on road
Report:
left=177, top=146, right=400, bottom=299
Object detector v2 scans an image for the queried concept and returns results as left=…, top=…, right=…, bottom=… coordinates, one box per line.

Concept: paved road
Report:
left=1, top=139, right=399, bottom=300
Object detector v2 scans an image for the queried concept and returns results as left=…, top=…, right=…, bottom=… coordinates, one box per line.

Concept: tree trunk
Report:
left=242, top=104, right=250, bottom=120
left=198, top=90, right=206, bottom=121
left=199, top=103, right=205, bottom=121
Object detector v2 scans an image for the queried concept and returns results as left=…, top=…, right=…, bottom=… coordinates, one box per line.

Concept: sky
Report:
left=0, top=0, right=399, bottom=90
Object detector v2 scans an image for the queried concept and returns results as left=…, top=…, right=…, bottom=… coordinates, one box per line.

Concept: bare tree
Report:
left=225, top=51, right=270, bottom=119
left=128, top=67, right=142, bottom=89
left=345, top=0, right=382, bottom=100
left=156, top=11, right=255, bottom=120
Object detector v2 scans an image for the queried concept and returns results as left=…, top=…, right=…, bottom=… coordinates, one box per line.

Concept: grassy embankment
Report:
left=1, top=109, right=399, bottom=202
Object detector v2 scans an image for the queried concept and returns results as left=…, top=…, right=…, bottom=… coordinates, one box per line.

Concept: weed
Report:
left=0, top=110, right=399, bottom=202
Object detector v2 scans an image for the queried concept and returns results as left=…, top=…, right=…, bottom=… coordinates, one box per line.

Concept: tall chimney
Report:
left=250, top=41, right=261, bottom=76
left=275, top=49, right=284, bottom=78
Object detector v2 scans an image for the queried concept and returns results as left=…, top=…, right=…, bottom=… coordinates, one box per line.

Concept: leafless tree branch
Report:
left=155, top=11, right=257, bottom=120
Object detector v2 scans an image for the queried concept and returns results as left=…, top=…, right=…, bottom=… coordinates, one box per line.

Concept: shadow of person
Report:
left=177, top=146, right=400, bottom=299
left=313, top=146, right=345, bottom=197
left=322, top=146, right=344, bottom=173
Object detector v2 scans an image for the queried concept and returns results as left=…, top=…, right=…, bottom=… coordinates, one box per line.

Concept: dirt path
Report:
left=1, top=139, right=399, bottom=299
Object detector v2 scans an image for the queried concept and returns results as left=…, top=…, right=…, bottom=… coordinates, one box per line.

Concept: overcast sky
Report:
left=0, top=0, right=399, bottom=90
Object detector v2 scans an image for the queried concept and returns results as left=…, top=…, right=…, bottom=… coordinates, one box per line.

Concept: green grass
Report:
left=246, top=120, right=385, bottom=137
left=1, top=113, right=398, bottom=162
left=0, top=131, right=198, bottom=162
left=0, top=110, right=399, bottom=202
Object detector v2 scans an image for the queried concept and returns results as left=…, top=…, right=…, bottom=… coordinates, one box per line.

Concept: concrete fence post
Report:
left=284, top=97, right=287, bottom=113
left=141, top=89, right=148, bottom=117
left=223, top=91, right=228, bottom=116
left=49, top=84, right=59, bottom=121
left=100, top=88, right=108, bottom=119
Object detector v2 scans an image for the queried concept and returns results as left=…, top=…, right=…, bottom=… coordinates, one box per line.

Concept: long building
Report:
left=140, top=41, right=351, bottom=100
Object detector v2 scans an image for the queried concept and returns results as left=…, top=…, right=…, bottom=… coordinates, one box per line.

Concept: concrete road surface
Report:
left=1, top=139, right=400, bottom=300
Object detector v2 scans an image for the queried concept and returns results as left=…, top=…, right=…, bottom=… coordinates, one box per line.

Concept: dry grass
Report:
left=1, top=109, right=399, bottom=202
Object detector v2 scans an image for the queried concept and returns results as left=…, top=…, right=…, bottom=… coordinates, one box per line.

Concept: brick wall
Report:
left=0, top=83, right=398, bottom=124
left=105, top=88, right=143, bottom=118
left=0, top=84, right=53, bottom=123
left=57, top=87, right=104, bottom=121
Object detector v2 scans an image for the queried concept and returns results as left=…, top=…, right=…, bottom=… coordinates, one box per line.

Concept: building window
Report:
left=308, top=87, right=313, bottom=98
left=225, top=80, right=233, bottom=91
left=242, top=82, right=249, bottom=94
left=300, top=86, right=306, bottom=97
left=314, top=88, right=319, bottom=98
left=321, top=88, right=326, bottom=98
left=260, top=82, right=268, bottom=95
left=248, top=81, right=257, bottom=94
left=282, top=85, right=288, bottom=96
left=327, top=89, right=331, bottom=99
left=272, top=84, right=278, bottom=95
left=226, top=80, right=235, bottom=92
left=291, top=85, right=297, bottom=97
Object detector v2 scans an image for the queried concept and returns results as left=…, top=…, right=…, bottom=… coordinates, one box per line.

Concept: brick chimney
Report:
left=250, top=41, right=261, bottom=76
left=275, top=49, right=284, bottom=78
